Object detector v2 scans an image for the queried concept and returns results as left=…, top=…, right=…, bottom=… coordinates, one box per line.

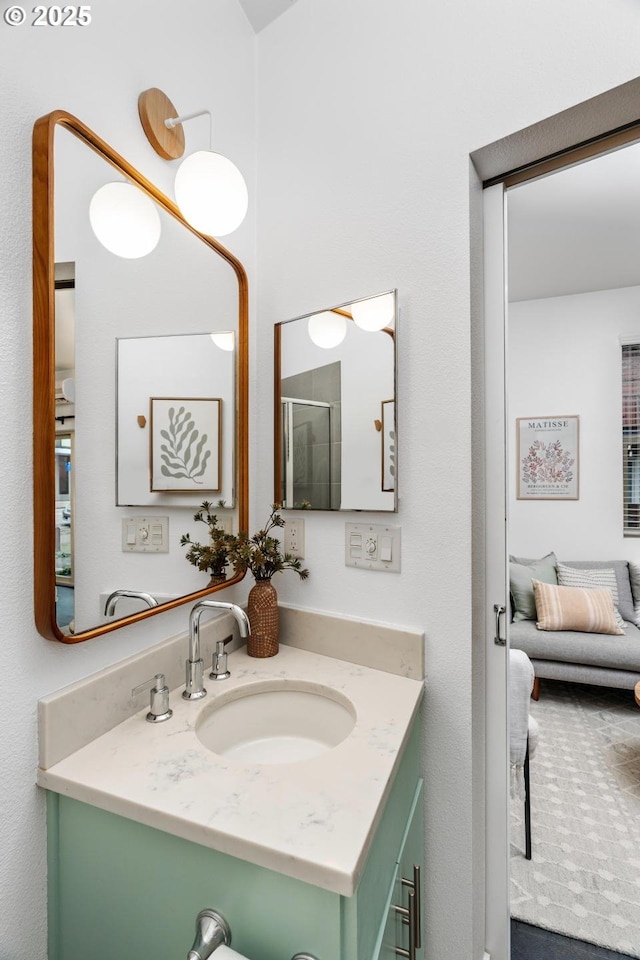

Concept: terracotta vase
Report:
left=246, top=578, right=279, bottom=657
left=208, top=573, right=227, bottom=587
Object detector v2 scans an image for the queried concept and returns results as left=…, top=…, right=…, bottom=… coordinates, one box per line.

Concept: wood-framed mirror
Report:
left=274, top=291, right=397, bottom=512
left=33, top=110, right=248, bottom=643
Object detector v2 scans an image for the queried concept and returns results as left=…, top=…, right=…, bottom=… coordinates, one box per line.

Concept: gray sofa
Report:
left=509, top=557, right=640, bottom=692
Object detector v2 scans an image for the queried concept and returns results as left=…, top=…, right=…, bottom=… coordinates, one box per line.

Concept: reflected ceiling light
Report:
left=138, top=87, right=248, bottom=238
left=350, top=292, right=395, bottom=332
left=89, top=182, right=161, bottom=259
left=308, top=311, right=347, bottom=349
left=210, top=331, right=235, bottom=352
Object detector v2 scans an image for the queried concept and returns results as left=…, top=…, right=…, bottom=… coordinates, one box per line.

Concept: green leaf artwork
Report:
left=159, top=405, right=212, bottom=483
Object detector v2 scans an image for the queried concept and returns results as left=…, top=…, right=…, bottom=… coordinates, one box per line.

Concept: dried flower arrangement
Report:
left=180, top=500, right=235, bottom=581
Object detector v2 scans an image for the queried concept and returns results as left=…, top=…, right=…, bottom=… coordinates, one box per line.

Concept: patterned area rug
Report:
left=510, top=680, right=640, bottom=958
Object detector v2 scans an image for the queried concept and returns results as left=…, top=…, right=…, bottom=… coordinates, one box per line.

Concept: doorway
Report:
left=506, top=144, right=640, bottom=957
left=480, top=112, right=640, bottom=960
left=55, top=429, right=74, bottom=630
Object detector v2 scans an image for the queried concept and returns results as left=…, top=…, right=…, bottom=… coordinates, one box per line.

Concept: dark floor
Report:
left=511, top=920, right=636, bottom=960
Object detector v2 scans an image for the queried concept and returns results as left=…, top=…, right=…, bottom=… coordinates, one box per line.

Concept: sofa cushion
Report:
left=532, top=580, right=624, bottom=635
left=628, top=560, right=640, bottom=626
left=555, top=563, right=625, bottom=629
left=509, top=551, right=557, bottom=621
left=559, top=559, right=634, bottom=624
left=510, top=617, right=640, bottom=672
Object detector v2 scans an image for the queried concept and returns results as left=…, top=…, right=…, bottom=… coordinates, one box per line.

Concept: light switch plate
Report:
left=122, top=516, right=169, bottom=553
left=345, top=522, right=401, bottom=572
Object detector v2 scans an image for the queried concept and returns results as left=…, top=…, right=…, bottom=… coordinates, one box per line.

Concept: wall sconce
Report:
left=89, top=182, right=161, bottom=258
left=138, top=87, right=248, bottom=238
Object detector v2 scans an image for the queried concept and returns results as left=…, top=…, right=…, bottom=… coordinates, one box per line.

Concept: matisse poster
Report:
left=516, top=415, right=579, bottom=500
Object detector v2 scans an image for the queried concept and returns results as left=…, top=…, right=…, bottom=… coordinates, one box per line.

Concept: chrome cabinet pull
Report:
left=401, top=864, right=422, bottom=948
left=394, top=889, right=416, bottom=959
left=494, top=603, right=506, bottom=646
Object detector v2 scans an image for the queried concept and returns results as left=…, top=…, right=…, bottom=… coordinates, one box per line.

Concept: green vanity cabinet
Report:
left=46, top=718, right=423, bottom=960
left=375, top=781, right=424, bottom=960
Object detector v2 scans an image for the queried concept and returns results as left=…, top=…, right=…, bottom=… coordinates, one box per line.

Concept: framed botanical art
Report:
left=150, top=397, right=222, bottom=493
left=516, top=415, right=579, bottom=500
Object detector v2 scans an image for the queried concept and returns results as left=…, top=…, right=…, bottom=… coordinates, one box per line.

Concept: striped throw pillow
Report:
left=628, top=561, right=640, bottom=627
left=532, top=579, right=624, bottom=635
left=556, top=563, right=626, bottom=629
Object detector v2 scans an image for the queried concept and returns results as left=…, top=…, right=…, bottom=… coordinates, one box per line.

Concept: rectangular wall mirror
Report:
left=274, top=291, right=397, bottom=511
left=33, top=111, right=248, bottom=642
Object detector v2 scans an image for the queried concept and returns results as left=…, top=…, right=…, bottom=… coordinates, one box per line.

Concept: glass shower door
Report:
left=281, top=398, right=332, bottom=509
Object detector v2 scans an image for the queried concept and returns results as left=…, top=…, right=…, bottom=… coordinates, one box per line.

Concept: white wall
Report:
left=3, top=1, right=640, bottom=959
left=509, top=285, right=640, bottom=559
left=254, top=2, right=640, bottom=958
left=0, top=3, right=255, bottom=956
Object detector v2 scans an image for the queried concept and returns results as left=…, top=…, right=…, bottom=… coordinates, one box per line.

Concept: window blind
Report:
left=622, top=343, right=640, bottom=534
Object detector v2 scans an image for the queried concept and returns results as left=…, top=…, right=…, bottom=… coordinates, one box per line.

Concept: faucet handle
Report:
left=210, top=635, right=232, bottom=681
left=132, top=673, right=173, bottom=723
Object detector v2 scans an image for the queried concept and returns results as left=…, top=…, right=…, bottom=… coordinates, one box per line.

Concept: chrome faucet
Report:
left=184, top=599, right=251, bottom=701
left=104, top=589, right=159, bottom=617
left=187, top=909, right=231, bottom=959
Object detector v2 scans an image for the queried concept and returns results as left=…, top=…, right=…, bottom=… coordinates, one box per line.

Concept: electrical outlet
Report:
left=284, top=519, right=305, bottom=559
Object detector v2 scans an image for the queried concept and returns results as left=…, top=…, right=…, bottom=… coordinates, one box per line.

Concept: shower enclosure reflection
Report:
left=281, top=396, right=335, bottom=509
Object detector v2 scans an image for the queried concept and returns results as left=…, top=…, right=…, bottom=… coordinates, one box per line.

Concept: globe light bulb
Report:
left=174, top=150, right=248, bottom=237
left=350, top=292, right=395, bottom=332
left=89, top=182, right=161, bottom=259
left=210, top=331, right=235, bottom=352
left=307, top=311, right=347, bottom=349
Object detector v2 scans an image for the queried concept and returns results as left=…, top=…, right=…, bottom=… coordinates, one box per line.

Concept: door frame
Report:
left=482, top=182, right=510, bottom=960
left=472, top=76, right=640, bottom=960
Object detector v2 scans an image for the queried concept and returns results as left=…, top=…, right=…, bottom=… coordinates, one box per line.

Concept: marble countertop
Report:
left=38, top=643, right=423, bottom=896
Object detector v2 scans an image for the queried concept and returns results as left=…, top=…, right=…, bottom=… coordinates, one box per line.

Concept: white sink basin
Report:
left=195, top=680, right=356, bottom=765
